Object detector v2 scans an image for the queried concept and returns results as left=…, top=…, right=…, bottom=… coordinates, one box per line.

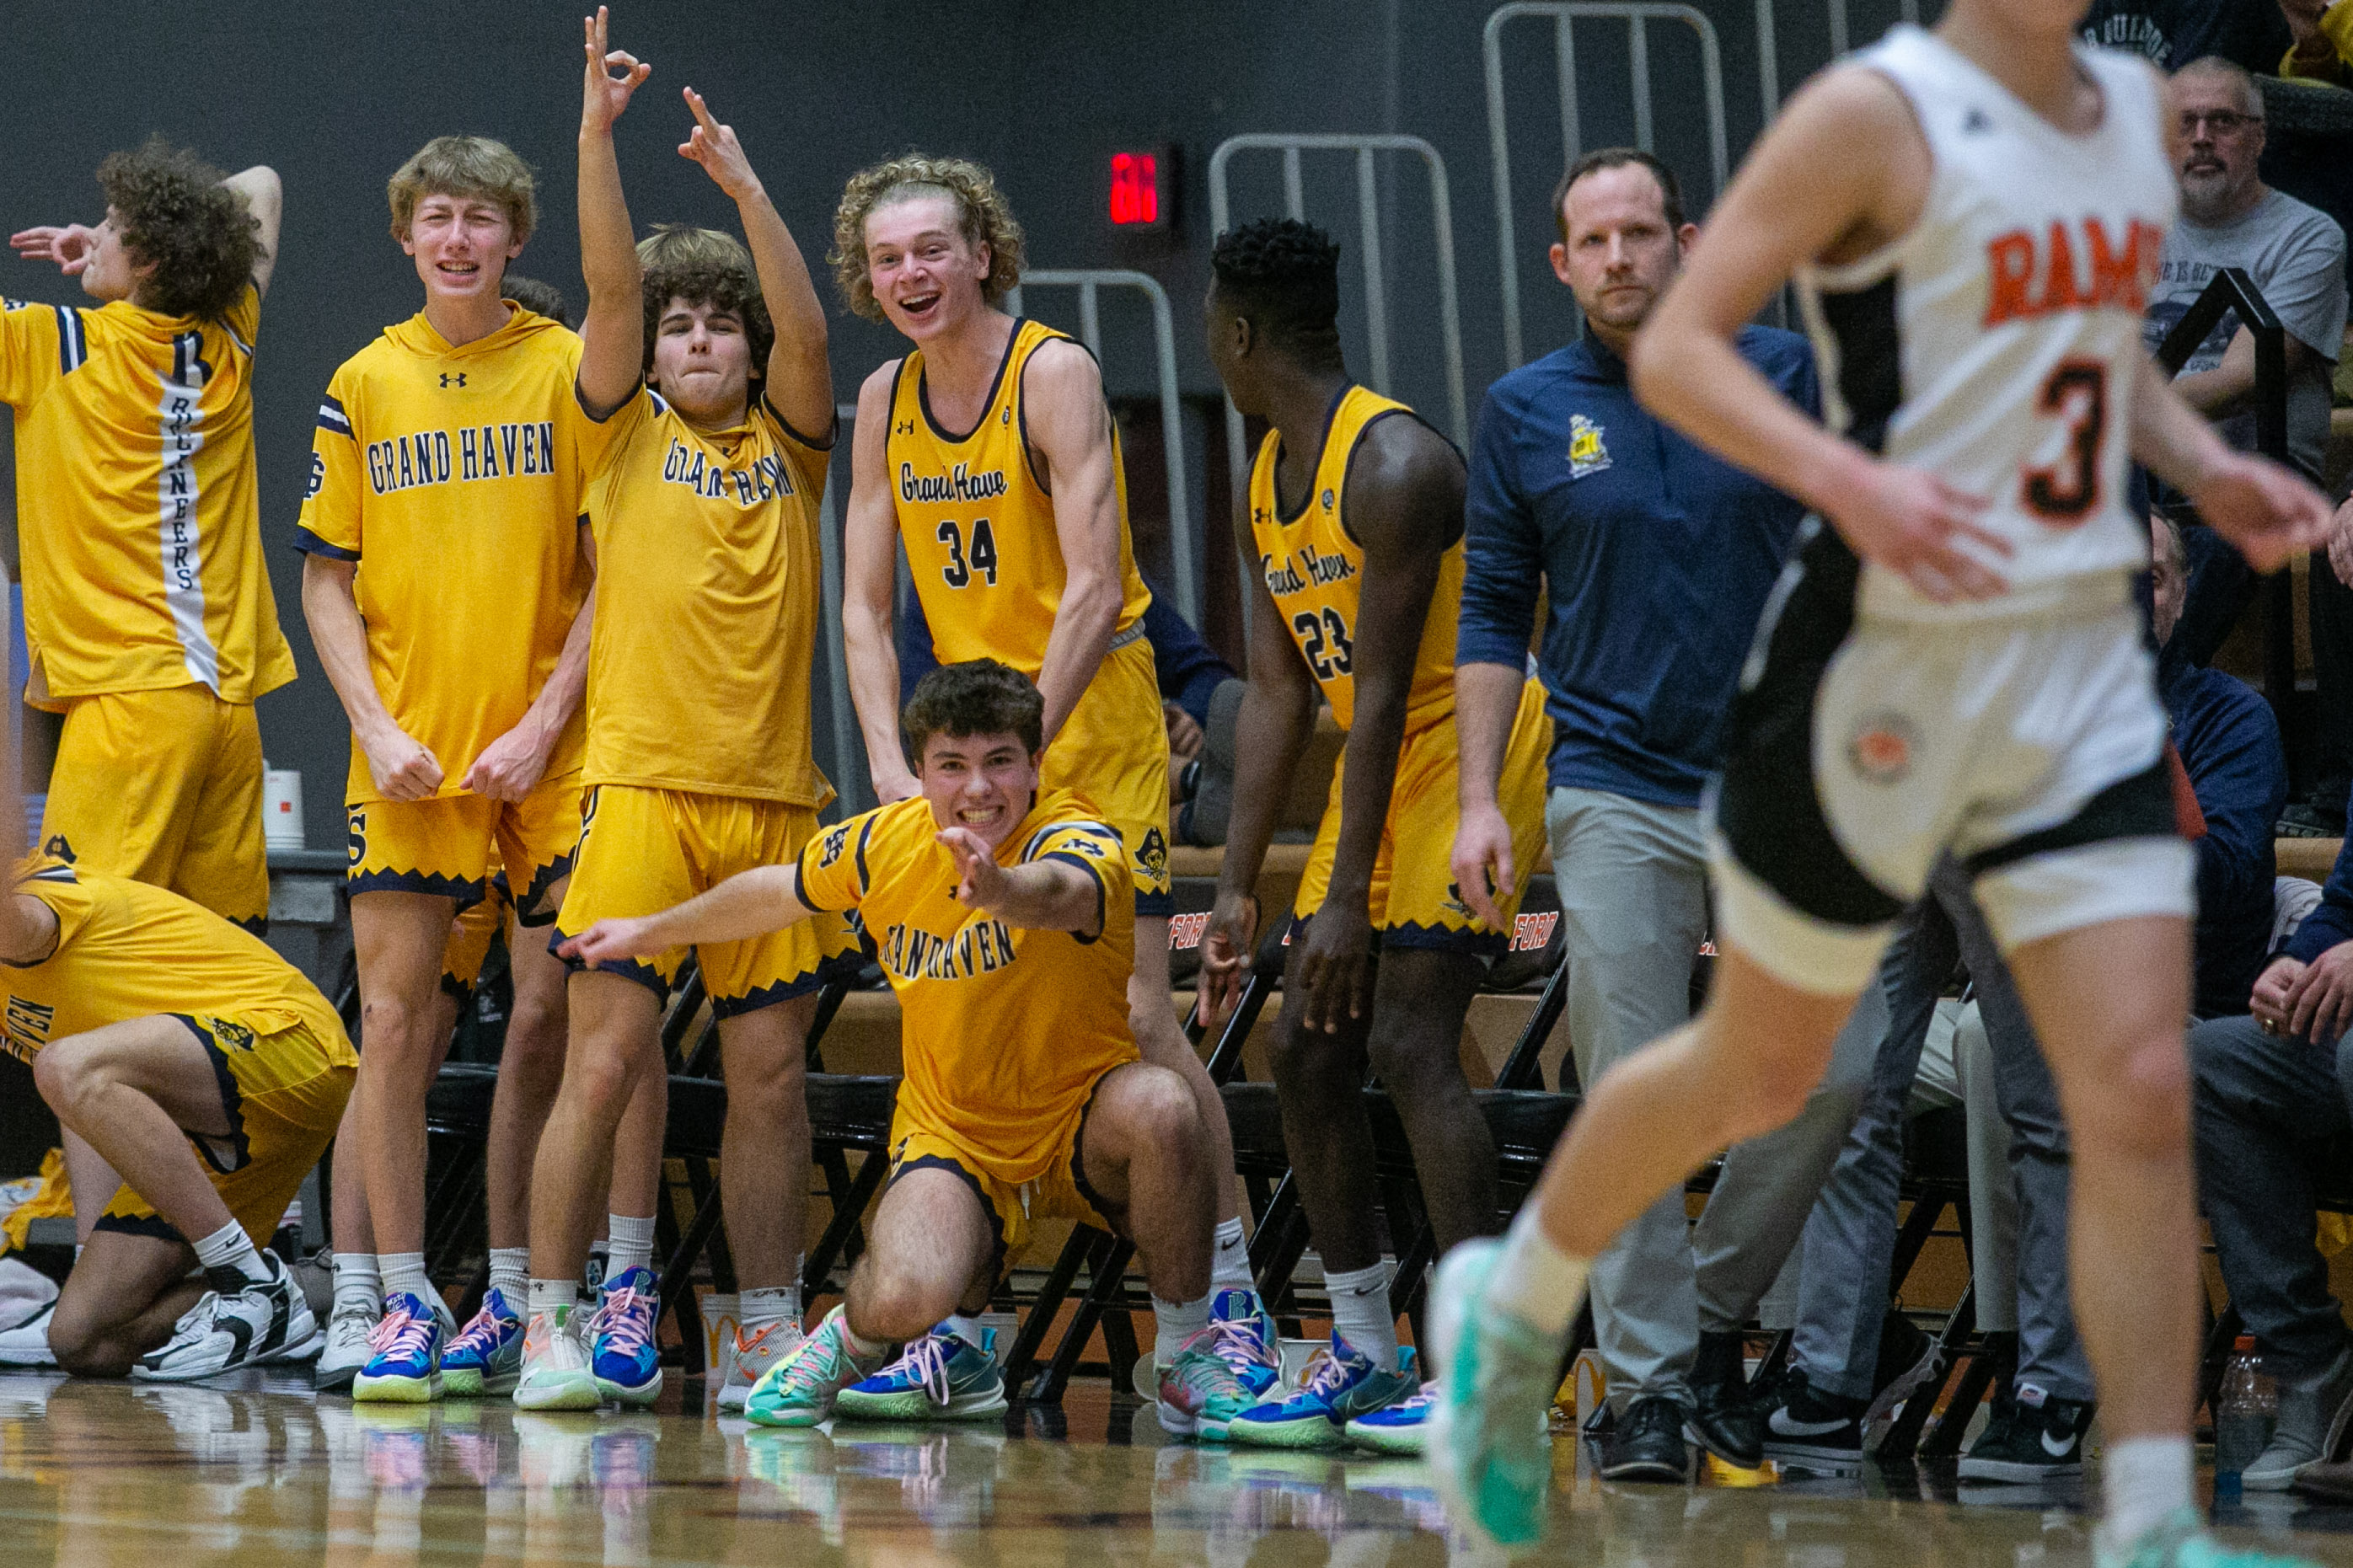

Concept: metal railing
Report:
left=1483, top=2, right=1729, bottom=369
left=1207, top=132, right=1469, bottom=570
left=1750, top=0, right=1920, bottom=119
left=1005, top=269, right=1202, bottom=626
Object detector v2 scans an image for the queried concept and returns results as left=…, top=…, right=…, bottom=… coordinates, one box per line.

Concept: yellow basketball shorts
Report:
left=96, top=1013, right=356, bottom=1249
left=441, top=866, right=513, bottom=999
left=346, top=771, right=583, bottom=922
left=41, top=684, right=268, bottom=932
left=1293, top=677, right=1552, bottom=955
left=883, top=1064, right=1128, bottom=1270
left=1037, top=631, right=1174, bottom=916
left=554, top=785, right=862, bottom=1016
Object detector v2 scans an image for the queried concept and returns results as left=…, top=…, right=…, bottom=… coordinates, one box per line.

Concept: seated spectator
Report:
left=2152, top=513, right=2290, bottom=1017
left=2141, top=56, right=2348, bottom=824
left=2081, top=0, right=2292, bottom=70
left=2190, top=838, right=2353, bottom=1488
left=2279, top=0, right=2353, bottom=86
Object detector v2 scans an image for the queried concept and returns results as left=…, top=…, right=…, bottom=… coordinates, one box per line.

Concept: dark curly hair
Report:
left=900, top=660, right=1044, bottom=771
left=96, top=136, right=260, bottom=321
left=1209, top=218, right=1343, bottom=367
left=636, top=225, right=772, bottom=386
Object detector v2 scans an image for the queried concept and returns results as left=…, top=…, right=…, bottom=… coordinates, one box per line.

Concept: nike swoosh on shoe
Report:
left=1768, top=1410, right=1853, bottom=1438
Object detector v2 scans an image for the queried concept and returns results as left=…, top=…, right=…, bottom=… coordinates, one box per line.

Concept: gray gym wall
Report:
left=3, top=0, right=1921, bottom=842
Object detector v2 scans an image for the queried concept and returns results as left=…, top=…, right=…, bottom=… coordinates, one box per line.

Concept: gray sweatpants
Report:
left=1549, top=786, right=1883, bottom=1407
left=1790, top=858, right=2089, bottom=1402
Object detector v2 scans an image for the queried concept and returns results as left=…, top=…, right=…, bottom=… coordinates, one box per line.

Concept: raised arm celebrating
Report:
left=575, top=5, right=650, bottom=418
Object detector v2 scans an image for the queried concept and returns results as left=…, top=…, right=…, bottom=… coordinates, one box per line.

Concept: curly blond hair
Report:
left=388, top=136, right=536, bottom=246
left=830, top=153, right=1024, bottom=322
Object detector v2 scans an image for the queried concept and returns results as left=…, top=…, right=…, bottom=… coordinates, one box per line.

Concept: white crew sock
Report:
left=2099, top=1435, right=2195, bottom=1548
left=487, top=1249, right=530, bottom=1310
left=1153, top=1293, right=1213, bottom=1368
left=193, top=1219, right=266, bottom=1284
left=1211, top=1217, right=1252, bottom=1292
left=740, top=1286, right=802, bottom=1335
left=333, top=1252, right=382, bottom=1316
left=1324, top=1260, right=1399, bottom=1373
left=605, top=1214, right=657, bottom=1281
left=528, top=1279, right=581, bottom=1320
left=839, top=1315, right=888, bottom=1360
left=943, top=1313, right=988, bottom=1351
left=378, top=1251, right=432, bottom=1308
left=1486, top=1206, right=1589, bottom=1339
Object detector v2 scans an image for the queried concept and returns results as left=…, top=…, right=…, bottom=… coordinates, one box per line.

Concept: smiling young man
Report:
left=562, top=661, right=1228, bottom=1434
left=297, top=123, right=600, bottom=1400
left=512, top=19, right=860, bottom=1413
left=832, top=153, right=1273, bottom=1409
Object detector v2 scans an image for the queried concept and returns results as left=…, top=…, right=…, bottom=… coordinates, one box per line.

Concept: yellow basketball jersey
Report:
left=0, top=286, right=296, bottom=709
left=885, top=319, right=1150, bottom=672
left=1247, top=384, right=1465, bottom=732
left=297, top=308, right=594, bottom=806
left=796, top=789, right=1138, bottom=1184
left=576, top=387, right=833, bottom=805
left=1, top=858, right=354, bottom=1065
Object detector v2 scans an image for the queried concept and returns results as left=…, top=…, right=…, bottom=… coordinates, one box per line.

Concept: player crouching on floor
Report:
left=563, top=661, right=1249, bottom=1433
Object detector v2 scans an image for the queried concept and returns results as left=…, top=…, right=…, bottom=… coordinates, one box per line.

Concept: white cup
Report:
left=264, top=769, right=305, bottom=849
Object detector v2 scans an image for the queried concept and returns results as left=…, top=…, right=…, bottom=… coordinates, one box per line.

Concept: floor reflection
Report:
left=1, top=1370, right=2351, bottom=1565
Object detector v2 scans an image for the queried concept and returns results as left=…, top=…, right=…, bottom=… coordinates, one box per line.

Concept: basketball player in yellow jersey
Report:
left=298, top=130, right=603, bottom=1402
left=834, top=157, right=1271, bottom=1394
left=0, top=590, right=351, bottom=1383
left=1196, top=219, right=1551, bottom=1449
left=562, top=662, right=1234, bottom=1436
left=8, top=138, right=297, bottom=1289
left=517, top=24, right=860, bottom=1413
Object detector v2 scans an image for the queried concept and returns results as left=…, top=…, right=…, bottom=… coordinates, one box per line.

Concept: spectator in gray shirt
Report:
left=2142, top=56, right=2350, bottom=828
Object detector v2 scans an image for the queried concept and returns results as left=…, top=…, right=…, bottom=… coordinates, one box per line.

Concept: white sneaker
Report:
left=512, top=1306, right=601, bottom=1411
left=315, top=1298, right=378, bottom=1393
left=134, top=1250, right=315, bottom=1383
left=718, top=1319, right=806, bottom=1413
left=0, top=1299, right=57, bottom=1368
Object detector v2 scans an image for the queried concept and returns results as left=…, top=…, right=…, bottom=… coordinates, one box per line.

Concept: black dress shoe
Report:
left=1685, top=1330, right=1765, bottom=1468
left=1600, top=1394, right=1694, bottom=1482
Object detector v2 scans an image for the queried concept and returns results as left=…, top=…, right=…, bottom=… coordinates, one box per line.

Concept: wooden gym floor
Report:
left=8, top=1368, right=2353, bottom=1565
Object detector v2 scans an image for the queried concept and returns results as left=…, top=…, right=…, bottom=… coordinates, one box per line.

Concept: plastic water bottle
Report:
left=2213, top=1335, right=2276, bottom=1500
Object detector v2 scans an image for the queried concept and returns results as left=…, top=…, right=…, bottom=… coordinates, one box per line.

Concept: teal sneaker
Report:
left=442, top=1287, right=524, bottom=1397
left=1208, top=1288, right=1281, bottom=1406
left=1348, top=1380, right=1437, bottom=1454
left=2098, top=1508, right=2322, bottom=1568
left=1425, top=1238, right=1560, bottom=1550
left=745, top=1306, right=887, bottom=1429
left=1227, top=1331, right=1415, bottom=1449
left=836, top=1324, right=1007, bottom=1421
left=1157, top=1327, right=1255, bottom=1438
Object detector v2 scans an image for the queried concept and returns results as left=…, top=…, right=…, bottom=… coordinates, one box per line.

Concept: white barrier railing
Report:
left=1484, top=2, right=1730, bottom=369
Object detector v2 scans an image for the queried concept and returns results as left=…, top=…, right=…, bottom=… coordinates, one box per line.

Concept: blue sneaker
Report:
left=1348, top=1379, right=1436, bottom=1453
left=835, top=1324, right=1008, bottom=1421
left=1227, top=1331, right=1415, bottom=1449
left=442, top=1286, right=524, bottom=1397
left=1425, top=1239, right=1561, bottom=1550
left=1209, top=1288, right=1280, bottom=1404
left=588, top=1266, right=662, bottom=1406
left=352, top=1291, right=444, bottom=1404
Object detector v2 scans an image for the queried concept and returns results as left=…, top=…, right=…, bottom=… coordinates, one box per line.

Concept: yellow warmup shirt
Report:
left=796, top=789, right=1138, bottom=1183
left=296, top=308, right=593, bottom=805
left=885, top=318, right=1151, bottom=671
left=576, top=387, right=833, bottom=804
left=0, top=286, right=295, bottom=708
left=1247, top=385, right=1465, bottom=733
left=0, top=859, right=352, bottom=1065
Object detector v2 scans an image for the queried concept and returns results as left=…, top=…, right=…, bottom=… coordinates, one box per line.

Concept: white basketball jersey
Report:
left=1796, top=26, right=2177, bottom=622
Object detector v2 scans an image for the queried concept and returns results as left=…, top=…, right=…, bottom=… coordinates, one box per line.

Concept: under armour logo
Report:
left=1962, top=108, right=1991, bottom=132
left=440, top=372, right=467, bottom=388
left=895, top=420, right=915, bottom=435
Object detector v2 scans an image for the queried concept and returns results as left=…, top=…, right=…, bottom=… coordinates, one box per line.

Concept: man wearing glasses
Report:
left=2142, top=55, right=2347, bottom=829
